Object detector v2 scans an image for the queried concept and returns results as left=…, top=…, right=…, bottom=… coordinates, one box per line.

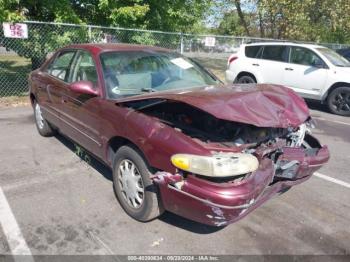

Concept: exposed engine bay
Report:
left=125, top=99, right=307, bottom=149
left=123, top=99, right=319, bottom=183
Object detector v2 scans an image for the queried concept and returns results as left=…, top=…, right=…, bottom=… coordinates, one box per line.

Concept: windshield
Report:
left=100, top=51, right=219, bottom=98
left=316, top=48, right=350, bottom=67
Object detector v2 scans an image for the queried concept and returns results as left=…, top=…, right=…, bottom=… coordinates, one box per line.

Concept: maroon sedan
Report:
left=29, top=44, right=329, bottom=226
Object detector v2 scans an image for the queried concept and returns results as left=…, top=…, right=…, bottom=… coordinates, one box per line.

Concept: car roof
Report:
left=244, top=42, right=324, bottom=49
left=62, top=43, right=173, bottom=55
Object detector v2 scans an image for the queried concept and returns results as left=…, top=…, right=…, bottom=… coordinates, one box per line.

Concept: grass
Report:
left=192, top=57, right=227, bottom=82
left=0, top=54, right=31, bottom=97
left=0, top=96, right=30, bottom=108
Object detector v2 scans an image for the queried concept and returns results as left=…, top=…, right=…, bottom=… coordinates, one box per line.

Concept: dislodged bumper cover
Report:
left=153, top=142, right=329, bottom=227
left=117, top=84, right=310, bottom=128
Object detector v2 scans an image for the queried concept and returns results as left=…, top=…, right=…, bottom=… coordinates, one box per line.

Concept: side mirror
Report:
left=69, top=81, right=99, bottom=96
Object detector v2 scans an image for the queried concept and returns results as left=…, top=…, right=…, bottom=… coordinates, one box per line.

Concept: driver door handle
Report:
left=252, top=63, right=260, bottom=66
left=285, top=68, right=294, bottom=71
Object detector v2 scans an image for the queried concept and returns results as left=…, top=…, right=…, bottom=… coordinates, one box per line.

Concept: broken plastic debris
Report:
left=151, top=237, right=164, bottom=247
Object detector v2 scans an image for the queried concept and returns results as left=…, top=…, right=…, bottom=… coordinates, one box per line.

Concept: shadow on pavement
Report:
left=54, top=133, right=113, bottom=182
left=158, top=212, right=224, bottom=234
left=53, top=133, right=225, bottom=234
left=304, top=99, right=330, bottom=115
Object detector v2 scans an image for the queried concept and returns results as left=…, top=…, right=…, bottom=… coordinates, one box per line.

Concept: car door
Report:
left=237, top=45, right=263, bottom=80
left=40, top=50, right=77, bottom=128
left=282, top=46, right=328, bottom=99
left=257, top=45, right=289, bottom=84
left=60, top=50, right=104, bottom=157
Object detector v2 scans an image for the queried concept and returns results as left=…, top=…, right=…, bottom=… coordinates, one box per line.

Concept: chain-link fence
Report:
left=1, top=21, right=350, bottom=97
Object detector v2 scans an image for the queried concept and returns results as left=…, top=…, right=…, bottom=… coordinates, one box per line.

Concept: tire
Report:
left=34, top=101, right=55, bottom=137
left=327, top=86, right=350, bottom=116
left=237, top=75, right=256, bottom=84
left=113, top=145, right=164, bottom=222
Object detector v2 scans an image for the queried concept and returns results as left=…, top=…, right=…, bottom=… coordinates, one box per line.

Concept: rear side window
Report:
left=262, top=46, right=288, bottom=62
left=245, top=46, right=262, bottom=58
left=47, top=51, right=75, bottom=82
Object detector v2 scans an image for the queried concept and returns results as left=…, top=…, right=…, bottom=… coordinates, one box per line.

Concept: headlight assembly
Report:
left=171, top=153, right=259, bottom=177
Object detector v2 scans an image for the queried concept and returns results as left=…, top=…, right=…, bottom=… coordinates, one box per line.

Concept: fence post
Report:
left=88, top=25, right=92, bottom=42
left=180, top=33, right=184, bottom=54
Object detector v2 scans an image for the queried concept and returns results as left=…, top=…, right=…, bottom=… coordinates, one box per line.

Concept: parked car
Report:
left=336, top=48, right=350, bottom=61
left=29, top=44, right=329, bottom=226
left=226, top=42, right=350, bottom=116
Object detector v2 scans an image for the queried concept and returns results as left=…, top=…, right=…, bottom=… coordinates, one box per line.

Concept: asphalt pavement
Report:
left=0, top=104, right=349, bottom=258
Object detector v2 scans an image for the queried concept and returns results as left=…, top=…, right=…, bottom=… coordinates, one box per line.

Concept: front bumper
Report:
left=153, top=136, right=330, bottom=227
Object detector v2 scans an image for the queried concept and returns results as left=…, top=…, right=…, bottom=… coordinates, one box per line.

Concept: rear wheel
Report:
left=327, top=86, right=350, bottom=116
left=113, top=145, right=164, bottom=222
left=34, top=102, right=55, bottom=137
left=237, top=75, right=256, bottom=84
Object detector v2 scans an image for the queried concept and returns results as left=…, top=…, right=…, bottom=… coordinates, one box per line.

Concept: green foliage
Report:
left=97, top=0, right=212, bottom=33
left=0, top=0, right=212, bottom=70
left=0, top=0, right=23, bottom=22
left=1, top=23, right=88, bottom=69
left=110, top=4, right=150, bottom=29
left=216, top=0, right=350, bottom=44
left=1, top=0, right=213, bottom=32
left=216, top=11, right=246, bottom=36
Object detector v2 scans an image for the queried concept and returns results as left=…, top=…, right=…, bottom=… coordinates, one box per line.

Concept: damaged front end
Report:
left=147, top=105, right=329, bottom=226
left=153, top=127, right=329, bottom=226
left=119, top=86, right=329, bottom=226
left=153, top=131, right=329, bottom=227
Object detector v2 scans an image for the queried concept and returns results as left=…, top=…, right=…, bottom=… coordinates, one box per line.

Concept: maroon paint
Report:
left=69, top=81, right=100, bottom=96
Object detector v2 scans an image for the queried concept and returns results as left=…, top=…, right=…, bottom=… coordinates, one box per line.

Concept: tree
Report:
left=0, top=0, right=214, bottom=70
left=214, top=0, right=350, bottom=44
left=216, top=12, right=246, bottom=36
left=233, top=0, right=250, bottom=36
left=0, top=0, right=85, bottom=69
left=96, top=0, right=212, bottom=33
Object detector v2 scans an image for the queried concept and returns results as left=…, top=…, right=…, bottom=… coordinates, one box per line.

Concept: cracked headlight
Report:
left=171, top=153, right=259, bottom=177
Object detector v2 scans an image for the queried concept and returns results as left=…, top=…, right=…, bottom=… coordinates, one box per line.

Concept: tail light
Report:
left=227, top=55, right=238, bottom=66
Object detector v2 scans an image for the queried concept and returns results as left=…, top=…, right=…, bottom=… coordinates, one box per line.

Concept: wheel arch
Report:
left=322, top=82, right=350, bottom=101
left=235, top=71, right=257, bottom=83
left=106, top=136, right=152, bottom=170
left=30, top=93, right=36, bottom=107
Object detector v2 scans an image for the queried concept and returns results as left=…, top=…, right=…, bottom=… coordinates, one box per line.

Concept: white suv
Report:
left=225, top=42, right=350, bottom=116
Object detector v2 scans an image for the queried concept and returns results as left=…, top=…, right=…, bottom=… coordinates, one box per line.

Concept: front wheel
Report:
left=327, top=86, right=350, bottom=116
left=113, top=145, right=164, bottom=222
left=34, top=102, right=55, bottom=137
left=236, top=75, right=256, bottom=84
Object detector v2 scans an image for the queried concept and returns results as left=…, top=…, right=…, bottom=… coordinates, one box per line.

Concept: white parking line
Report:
left=0, top=187, right=34, bottom=261
left=313, top=117, right=350, bottom=127
left=314, top=172, right=350, bottom=189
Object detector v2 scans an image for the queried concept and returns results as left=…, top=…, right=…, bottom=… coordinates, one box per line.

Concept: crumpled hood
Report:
left=117, top=84, right=310, bottom=128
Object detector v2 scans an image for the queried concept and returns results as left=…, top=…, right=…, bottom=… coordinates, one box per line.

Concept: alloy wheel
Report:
left=330, top=90, right=350, bottom=114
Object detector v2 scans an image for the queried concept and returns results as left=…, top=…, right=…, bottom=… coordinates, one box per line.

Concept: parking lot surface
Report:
left=0, top=104, right=349, bottom=256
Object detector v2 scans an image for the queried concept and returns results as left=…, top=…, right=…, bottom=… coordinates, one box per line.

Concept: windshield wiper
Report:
left=141, top=87, right=157, bottom=93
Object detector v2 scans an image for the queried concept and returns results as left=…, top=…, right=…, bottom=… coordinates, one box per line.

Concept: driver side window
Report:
left=71, top=51, right=98, bottom=86
left=290, top=47, right=324, bottom=67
